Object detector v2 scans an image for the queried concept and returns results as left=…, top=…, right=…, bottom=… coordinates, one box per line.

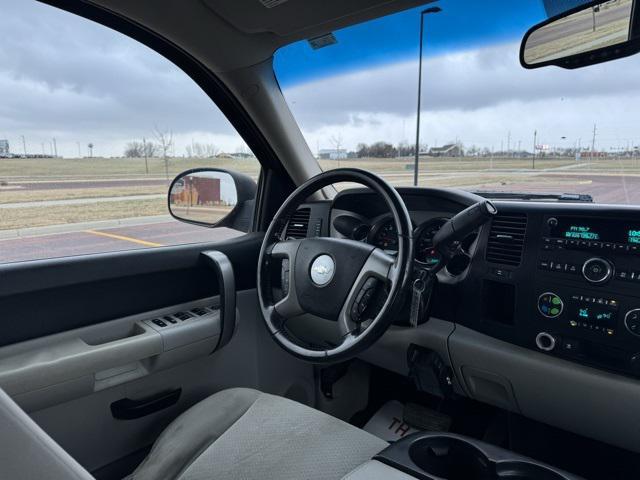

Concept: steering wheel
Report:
left=257, top=169, right=414, bottom=363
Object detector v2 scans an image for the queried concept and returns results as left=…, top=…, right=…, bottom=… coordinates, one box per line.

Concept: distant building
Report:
left=0, top=140, right=9, bottom=157
left=318, top=148, right=347, bottom=160
left=230, top=152, right=254, bottom=159
left=428, top=144, right=464, bottom=157
left=171, top=175, right=221, bottom=206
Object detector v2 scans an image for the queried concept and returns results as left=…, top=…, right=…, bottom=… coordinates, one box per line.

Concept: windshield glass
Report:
left=274, top=0, right=640, bottom=204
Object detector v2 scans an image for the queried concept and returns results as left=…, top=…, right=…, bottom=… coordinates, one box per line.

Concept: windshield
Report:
left=274, top=0, right=640, bottom=204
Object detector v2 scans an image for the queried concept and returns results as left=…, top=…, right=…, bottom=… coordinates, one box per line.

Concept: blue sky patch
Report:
left=275, top=0, right=549, bottom=87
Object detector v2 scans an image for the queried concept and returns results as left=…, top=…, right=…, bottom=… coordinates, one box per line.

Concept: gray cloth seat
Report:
left=128, top=388, right=388, bottom=480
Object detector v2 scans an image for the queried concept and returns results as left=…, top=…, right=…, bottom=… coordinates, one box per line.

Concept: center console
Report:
left=531, top=214, right=640, bottom=377
left=459, top=205, right=640, bottom=380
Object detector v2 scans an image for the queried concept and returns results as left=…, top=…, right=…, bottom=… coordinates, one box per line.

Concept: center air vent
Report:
left=284, top=208, right=310, bottom=239
left=486, top=213, right=527, bottom=266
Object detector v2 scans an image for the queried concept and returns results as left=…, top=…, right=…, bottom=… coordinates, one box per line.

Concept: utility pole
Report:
left=20, top=135, right=26, bottom=156
left=52, top=138, right=58, bottom=157
left=413, top=6, right=442, bottom=187
left=143, top=137, right=149, bottom=174
left=533, top=130, right=537, bottom=170
left=77, top=142, right=81, bottom=157
left=591, top=123, right=597, bottom=159
left=507, top=130, right=511, bottom=158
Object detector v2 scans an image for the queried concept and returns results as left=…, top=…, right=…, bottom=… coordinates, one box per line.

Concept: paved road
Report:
left=2, top=178, right=169, bottom=191
left=0, top=220, right=241, bottom=263
left=3, top=173, right=640, bottom=263
left=474, top=173, right=640, bottom=204
left=0, top=194, right=165, bottom=209
left=527, top=1, right=630, bottom=48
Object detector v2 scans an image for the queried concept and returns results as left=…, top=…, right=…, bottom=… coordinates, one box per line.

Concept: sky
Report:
left=1, top=0, right=637, bottom=159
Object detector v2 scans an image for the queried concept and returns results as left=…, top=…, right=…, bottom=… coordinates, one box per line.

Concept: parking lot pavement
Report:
left=0, top=220, right=242, bottom=264
left=480, top=174, right=640, bottom=204
left=3, top=173, right=640, bottom=264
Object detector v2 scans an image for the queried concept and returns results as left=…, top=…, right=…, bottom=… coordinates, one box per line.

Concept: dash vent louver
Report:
left=486, top=213, right=528, bottom=266
left=284, top=208, right=311, bottom=239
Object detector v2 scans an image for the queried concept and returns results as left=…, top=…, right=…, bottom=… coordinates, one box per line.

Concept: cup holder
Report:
left=406, top=436, right=570, bottom=480
left=409, top=437, right=495, bottom=480
left=496, top=462, right=566, bottom=480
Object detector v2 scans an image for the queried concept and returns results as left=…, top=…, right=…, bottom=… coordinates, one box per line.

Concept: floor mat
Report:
left=363, top=400, right=422, bottom=442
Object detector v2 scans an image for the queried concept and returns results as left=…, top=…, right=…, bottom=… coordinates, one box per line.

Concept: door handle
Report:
left=110, top=388, right=181, bottom=420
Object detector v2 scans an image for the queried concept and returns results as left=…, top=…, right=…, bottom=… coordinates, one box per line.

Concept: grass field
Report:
left=3, top=154, right=640, bottom=231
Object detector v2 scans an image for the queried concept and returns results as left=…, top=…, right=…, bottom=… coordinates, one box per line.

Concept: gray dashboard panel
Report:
left=450, top=324, right=640, bottom=453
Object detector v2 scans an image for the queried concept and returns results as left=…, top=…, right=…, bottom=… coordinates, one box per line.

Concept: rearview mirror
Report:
left=168, top=168, right=257, bottom=232
left=521, top=0, right=639, bottom=69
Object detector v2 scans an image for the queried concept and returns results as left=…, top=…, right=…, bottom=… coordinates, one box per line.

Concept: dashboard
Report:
left=289, top=186, right=640, bottom=454
left=329, top=188, right=480, bottom=278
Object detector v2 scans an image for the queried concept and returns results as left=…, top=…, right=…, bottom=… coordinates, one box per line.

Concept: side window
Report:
left=0, top=1, right=260, bottom=264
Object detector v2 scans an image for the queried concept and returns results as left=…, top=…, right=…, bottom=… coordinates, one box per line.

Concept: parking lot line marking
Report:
left=83, top=229, right=164, bottom=247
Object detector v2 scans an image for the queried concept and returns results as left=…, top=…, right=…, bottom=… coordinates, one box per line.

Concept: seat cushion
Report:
left=128, top=388, right=388, bottom=480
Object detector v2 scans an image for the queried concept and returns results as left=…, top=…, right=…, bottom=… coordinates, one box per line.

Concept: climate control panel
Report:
left=531, top=285, right=640, bottom=377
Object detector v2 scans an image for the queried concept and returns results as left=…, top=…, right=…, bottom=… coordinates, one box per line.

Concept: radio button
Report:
left=582, top=257, right=613, bottom=284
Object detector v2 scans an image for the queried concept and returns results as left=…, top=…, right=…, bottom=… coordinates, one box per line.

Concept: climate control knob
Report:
left=538, top=292, right=563, bottom=318
left=582, top=257, right=613, bottom=284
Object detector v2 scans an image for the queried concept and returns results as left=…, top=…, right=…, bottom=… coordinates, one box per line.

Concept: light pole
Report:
left=413, top=6, right=442, bottom=187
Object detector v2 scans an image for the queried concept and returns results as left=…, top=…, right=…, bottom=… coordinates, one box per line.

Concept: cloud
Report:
left=282, top=41, right=640, bottom=151
left=1, top=0, right=639, bottom=159
left=0, top=0, right=240, bottom=157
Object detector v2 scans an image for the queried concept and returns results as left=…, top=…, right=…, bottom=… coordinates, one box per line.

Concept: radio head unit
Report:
left=548, top=216, right=640, bottom=247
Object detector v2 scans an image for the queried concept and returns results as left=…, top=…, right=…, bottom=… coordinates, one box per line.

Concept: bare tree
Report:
left=153, top=126, right=173, bottom=180
left=203, top=143, right=219, bottom=158
left=124, top=141, right=145, bottom=158
left=187, top=142, right=219, bottom=158
left=142, top=139, right=158, bottom=158
left=330, top=134, right=343, bottom=154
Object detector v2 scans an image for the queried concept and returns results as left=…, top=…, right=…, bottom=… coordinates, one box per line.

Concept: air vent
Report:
left=284, top=208, right=311, bottom=239
left=486, top=213, right=528, bottom=266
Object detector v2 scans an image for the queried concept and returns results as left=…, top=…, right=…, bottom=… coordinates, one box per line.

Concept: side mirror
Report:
left=168, top=168, right=257, bottom=232
left=521, top=0, right=639, bottom=69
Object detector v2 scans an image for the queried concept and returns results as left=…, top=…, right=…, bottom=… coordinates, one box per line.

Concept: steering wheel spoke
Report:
left=268, top=239, right=302, bottom=259
left=337, top=248, right=395, bottom=338
left=267, top=240, right=305, bottom=319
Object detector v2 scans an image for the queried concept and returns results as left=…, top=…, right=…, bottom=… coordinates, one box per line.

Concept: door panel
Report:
left=27, top=290, right=314, bottom=473
left=0, top=233, right=262, bottom=346
left=0, top=233, right=316, bottom=473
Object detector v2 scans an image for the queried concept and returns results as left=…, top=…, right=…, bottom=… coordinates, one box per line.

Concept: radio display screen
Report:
left=549, top=217, right=640, bottom=245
